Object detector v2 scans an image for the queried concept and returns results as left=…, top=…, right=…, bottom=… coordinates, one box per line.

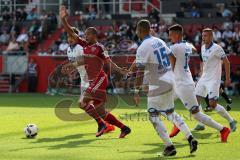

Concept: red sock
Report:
left=104, top=112, right=125, bottom=129
left=85, top=104, right=104, bottom=124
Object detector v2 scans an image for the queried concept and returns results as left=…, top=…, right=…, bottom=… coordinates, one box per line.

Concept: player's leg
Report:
left=181, top=86, right=231, bottom=142
left=190, top=106, right=231, bottom=142
left=220, top=84, right=232, bottom=111
left=203, top=95, right=213, bottom=112
left=148, top=107, right=176, bottom=156
left=95, top=74, right=131, bottom=138
left=208, top=84, right=237, bottom=132
left=96, top=100, right=131, bottom=138
left=193, top=82, right=208, bottom=131
left=154, top=85, right=198, bottom=154
left=79, top=92, right=106, bottom=137
left=94, top=102, right=115, bottom=133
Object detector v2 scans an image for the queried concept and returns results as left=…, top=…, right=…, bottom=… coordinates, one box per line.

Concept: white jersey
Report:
left=170, top=41, right=195, bottom=85
left=67, top=44, right=89, bottom=91
left=200, top=42, right=226, bottom=83
left=136, top=36, right=172, bottom=86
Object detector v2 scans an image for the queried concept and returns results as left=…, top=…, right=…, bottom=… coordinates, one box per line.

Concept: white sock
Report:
left=215, top=104, right=234, bottom=123
left=193, top=112, right=223, bottom=131
left=149, top=115, right=173, bottom=146
left=167, top=112, right=192, bottom=139
left=196, top=105, right=204, bottom=126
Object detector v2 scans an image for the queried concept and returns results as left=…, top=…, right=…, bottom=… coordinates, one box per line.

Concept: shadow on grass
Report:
left=139, top=154, right=196, bottom=160
left=11, top=133, right=116, bottom=152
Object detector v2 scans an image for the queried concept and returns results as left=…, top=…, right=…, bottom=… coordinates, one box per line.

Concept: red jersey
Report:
left=77, top=37, right=109, bottom=81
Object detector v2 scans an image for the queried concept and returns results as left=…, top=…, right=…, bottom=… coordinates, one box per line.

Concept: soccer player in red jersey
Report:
left=60, top=6, right=131, bottom=138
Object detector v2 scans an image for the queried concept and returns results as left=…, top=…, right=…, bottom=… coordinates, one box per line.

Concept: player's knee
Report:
left=78, top=101, right=85, bottom=109
left=148, top=108, right=159, bottom=124
left=190, top=106, right=200, bottom=114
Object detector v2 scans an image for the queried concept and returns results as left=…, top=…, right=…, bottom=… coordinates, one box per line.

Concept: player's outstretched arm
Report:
left=223, top=57, right=231, bottom=86
left=61, top=57, right=84, bottom=74
left=59, top=5, right=79, bottom=41
left=106, top=59, right=129, bottom=75
left=129, top=60, right=137, bottom=72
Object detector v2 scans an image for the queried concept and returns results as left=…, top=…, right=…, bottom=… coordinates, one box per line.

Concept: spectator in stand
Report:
left=28, top=32, right=37, bottom=51
left=28, top=20, right=38, bottom=34
left=217, top=4, right=233, bottom=18
left=1, top=21, right=10, bottom=34
left=222, top=27, right=233, bottom=39
left=47, top=11, right=58, bottom=32
left=3, top=36, right=19, bottom=54
left=39, top=10, right=48, bottom=20
left=0, top=30, right=10, bottom=45
left=190, top=5, right=200, bottom=18
left=15, top=8, right=27, bottom=21
left=213, top=27, right=222, bottom=42
left=222, top=5, right=233, bottom=17
left=10, top=20, right=20, bottom=36
left=88, top=5, right=97, bottom=20
left=26, top=8, right=38, bottom=20
left=58, top=39, right=69, bottom=54
left=119, top=21, right=129, bottom=37
left=193, top=29, right=201, bottom=42
left=27, top=58, right=38, bottom=92
left=2, top=10, right=11, bottom=22
left=148, top=8, right=160, bottom=22
left=232, top=27, right=240, bottom=41
left=16, top=28, right=28, bottom=43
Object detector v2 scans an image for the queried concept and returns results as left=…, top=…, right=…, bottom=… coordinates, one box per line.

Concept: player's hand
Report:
left=119, top=67, right=130, bottom=75
left=225, top=79, right=231, bottom=87
left=60, top=5, right=68, bottom=19
left=133, top=93, right=140, bottom=107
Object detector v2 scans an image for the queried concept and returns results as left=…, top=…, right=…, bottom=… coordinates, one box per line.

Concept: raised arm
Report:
left=59, top=5, right=79, bottom=42
left=105, top=58, right=129, bottom=75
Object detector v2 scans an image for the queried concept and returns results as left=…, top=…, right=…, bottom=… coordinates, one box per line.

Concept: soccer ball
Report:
left=24, top=124, right=38, bottom=138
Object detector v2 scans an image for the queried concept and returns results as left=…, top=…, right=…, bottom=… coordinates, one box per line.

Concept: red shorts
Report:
left=85, top=72, right=108, bottom=105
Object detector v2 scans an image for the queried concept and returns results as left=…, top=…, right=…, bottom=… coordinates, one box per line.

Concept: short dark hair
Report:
left=168, top=24, right=183, bottom=34
left=86, top=27, right=98, bottom=35
left=202, top=28, right=213, bottom=33
left=137, top=19, right=151, bottom=32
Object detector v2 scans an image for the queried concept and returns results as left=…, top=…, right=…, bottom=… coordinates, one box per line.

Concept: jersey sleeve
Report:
left=136, top=47, right=148, bottom=68
left=169, top=45, right=176, bottom=57
left=215, top=46, right=226, bottom=59
left=77, top=37, right=87, bottom=47
left=98, top=46, right=110, bottom=61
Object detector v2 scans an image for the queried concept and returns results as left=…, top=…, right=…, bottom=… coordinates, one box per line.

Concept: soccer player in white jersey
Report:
left=66, top=27, right=89, bottom=94
left=194, top=28, right=237, bottom=132
left=132, top=20, right=198, bottom=156
left=167, top=24, right=231, bottom=142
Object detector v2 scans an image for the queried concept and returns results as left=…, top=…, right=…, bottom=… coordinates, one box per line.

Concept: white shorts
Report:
left=195, top=79, right=220, bottom=100
left=175, top=84, right=199, bottom=111
left=147, top=71, right=175, bottom=112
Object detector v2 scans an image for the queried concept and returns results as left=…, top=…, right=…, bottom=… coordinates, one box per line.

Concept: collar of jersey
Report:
left=176, top=40, right=186, bottom=44
left=142, top=35, right=152, bottom=42
left=205, top=42, right=214, bottom=50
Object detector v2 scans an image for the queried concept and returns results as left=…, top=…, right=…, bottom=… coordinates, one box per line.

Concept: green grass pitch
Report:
left=0, top=93, right=239, bottom=160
